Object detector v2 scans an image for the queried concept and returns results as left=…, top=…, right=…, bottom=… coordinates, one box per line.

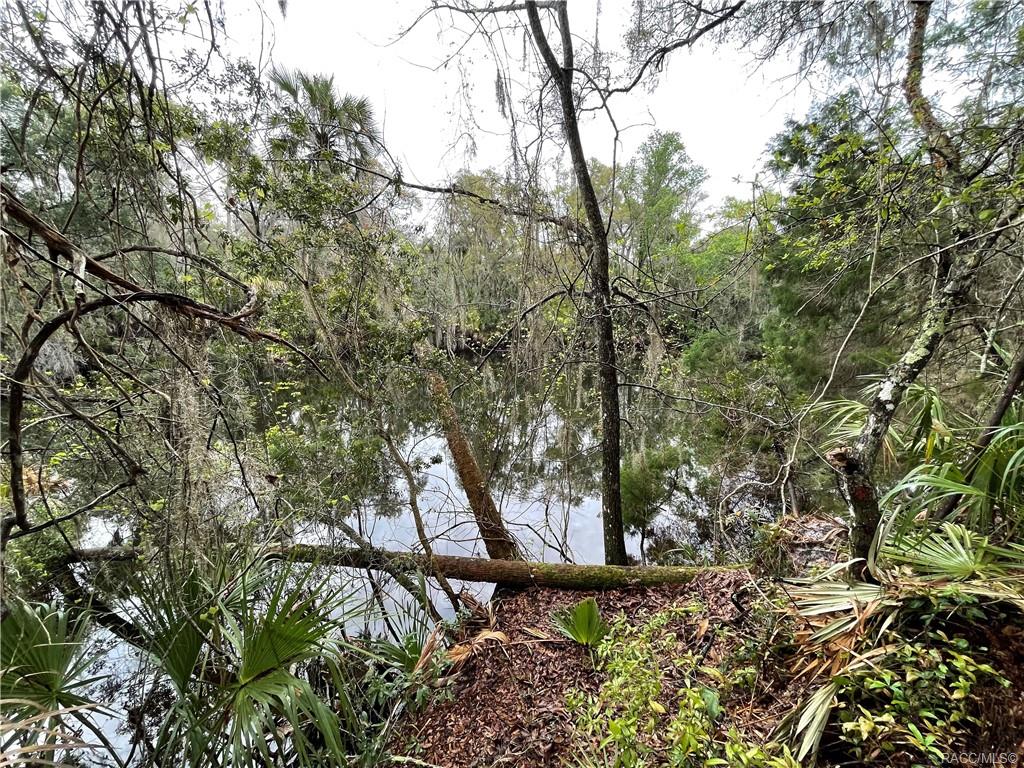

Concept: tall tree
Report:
left=735, top=0, right=1024, bottom=561
left=420, top=0, right=741, bottom=564
left=831, top=0, right=1022, bottom=562
left=524, top=1, right=628, bottom=564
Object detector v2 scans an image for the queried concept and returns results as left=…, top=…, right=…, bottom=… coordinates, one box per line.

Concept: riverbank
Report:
left=389, top=568, right=1024, bottom=767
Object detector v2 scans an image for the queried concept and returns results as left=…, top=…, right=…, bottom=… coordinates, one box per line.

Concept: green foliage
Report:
left=125, top=556, right=362, bottom=768
left=269, top=67, right=379, bottom=165
left=552, top=597, right=609, bottom=648
left=621, top=130, right=708, bottom=256
left=812, top=380, right=957, bottom=475
left=0, top=600, right=100, bottom=712
left=883, top=522, right=1024, bottom=580
left=816, top=385, right=1024, bottom=558
left=0, top=600, right=120, bottom=764
left=780, top=509, right=1024, bottom=764
left=4, top=2, right=1024, bottom=764
left=782, top=630, right=1007, bottom=766
left=369, top=628, right=450, bottom=719
left=567, top=606, right=798, bottom=768
left=621, top=445, right=689, bottom=547
left=0, top=559, right=444, bottom=768
left=881, top=406, right=1024, bottom=533
left=833, top=634, right=1006, bottom=765
left=3, top=527, right=65, bottom=597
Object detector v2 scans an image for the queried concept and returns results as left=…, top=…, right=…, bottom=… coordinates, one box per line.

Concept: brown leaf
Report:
left=695, top=617, right=710, bottom=641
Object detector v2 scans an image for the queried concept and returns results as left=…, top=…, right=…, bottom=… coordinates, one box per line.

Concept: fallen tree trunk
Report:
left=66, top=545, right=743, bottom=590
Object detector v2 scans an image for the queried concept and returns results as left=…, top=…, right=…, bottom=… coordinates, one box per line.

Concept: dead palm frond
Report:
left=0, top=700, right=119, bottom=767
left=445, top=629, right=509, bottom=672
left=776, top=645, right=898, bottom=763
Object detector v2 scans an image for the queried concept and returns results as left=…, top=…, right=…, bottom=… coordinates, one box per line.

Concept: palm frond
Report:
left=551, top=597, right=608, bottom=647
left=882, top=521, right=1024, bottom=580
left=141, top=556, right=366, bottom=768
left=0, top=601, right=102, bottom=712
left=776, top=646, right=896, bottom=763
left=268, top=66, right=379, bottom=163
left=269, top=66, right=300, bottom=100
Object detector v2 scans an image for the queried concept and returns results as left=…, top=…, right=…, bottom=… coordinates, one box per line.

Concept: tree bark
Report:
left=525, top=0, right=627, bottom=565
left=68, top=546, right=740, bottom=590
left=829, top=0, right=1020, bottom=563
left=417, top=345, right=522, bottom=561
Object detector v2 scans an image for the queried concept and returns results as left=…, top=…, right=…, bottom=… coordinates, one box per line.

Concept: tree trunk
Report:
left=417, top=346, right=522, bottom=561
left=830, top=1, right=1020, bottom=563
left=68, top=545, right=741, bottom=590
left=525, top=1, right=627, bottom=565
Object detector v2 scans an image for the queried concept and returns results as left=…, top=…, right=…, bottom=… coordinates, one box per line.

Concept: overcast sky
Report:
left=222, top=1, right=815, bottom=208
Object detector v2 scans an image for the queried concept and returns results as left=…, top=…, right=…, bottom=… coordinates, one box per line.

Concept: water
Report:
left=27, top=362, right=759, bottom=766
left=63, top=403, right=653, bottom=763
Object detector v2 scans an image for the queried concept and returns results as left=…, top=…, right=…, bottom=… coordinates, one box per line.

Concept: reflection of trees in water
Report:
left=252, top=353, right=779, bottom=566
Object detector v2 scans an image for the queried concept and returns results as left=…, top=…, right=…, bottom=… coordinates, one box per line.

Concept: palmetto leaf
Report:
left=791, top=680, right=838, bottom=761
left=137, top=555, right=366, bottom=768
left=551, top=597, right=609, bottom=647
left=0, top=601, right=102, bottom=712
left=787, top=566, right=898, bottom=645
left=129, top=568, right=214, bottom=695
left=445, top=629, right=509, bottom=671
left=0, top=606, right=125, bottom=766
left=880, top=405, right=1023, bottom=531
left=883, top=522, right=1024, bottom=580
left=811, top=380, right=964, bottom=472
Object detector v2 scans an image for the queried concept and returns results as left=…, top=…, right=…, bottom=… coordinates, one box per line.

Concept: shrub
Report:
left=567, top=605, right=799, bottom=768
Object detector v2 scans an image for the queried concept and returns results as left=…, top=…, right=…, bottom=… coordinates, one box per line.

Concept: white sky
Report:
left=222, top=1, right=814, bottom=207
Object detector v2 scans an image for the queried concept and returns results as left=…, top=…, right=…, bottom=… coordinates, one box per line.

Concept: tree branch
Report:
left=901, top=0, right=962, bottom=179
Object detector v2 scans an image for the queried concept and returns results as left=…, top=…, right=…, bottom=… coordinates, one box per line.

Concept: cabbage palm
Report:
left=269, top=67, right=379, bottom=166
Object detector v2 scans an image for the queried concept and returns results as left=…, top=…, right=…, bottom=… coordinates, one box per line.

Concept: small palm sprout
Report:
left=551, top=597, right=609, bottom=648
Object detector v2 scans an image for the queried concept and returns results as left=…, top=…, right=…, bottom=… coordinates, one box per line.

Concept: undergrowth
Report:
left=562, top=586, right=1018, bottom=768
left=566, top=603, right=799, bottom=768
left=825, top=631, right=1006, bottom=765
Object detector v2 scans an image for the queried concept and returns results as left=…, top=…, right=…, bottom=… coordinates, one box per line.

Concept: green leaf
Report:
left=551, top=597, right=609, bottom=648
